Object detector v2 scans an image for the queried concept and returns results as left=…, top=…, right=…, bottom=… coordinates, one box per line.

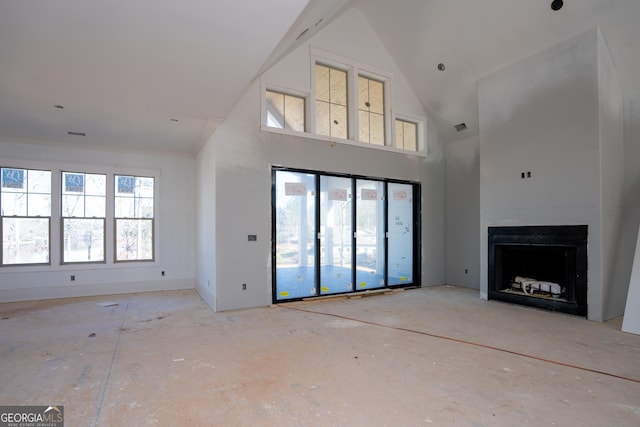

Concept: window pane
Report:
left=358, top=76, right=369, bottom=111
left=358, top=76, right=385, bottom=145
left=28, top=194, right=51, bottom=217
left=85, top=196, right=106, bottom=218
left=316, top=64, right=348, bottom=138
left=330, top=67, right=347, bottom=106
left=63, top=218, right=104, bottom=263
left=355, top=180, right=385, bottom=290
left=404, top=121, right=417, bottom=151
left=137, top=198, right=154, bottom=218
left=388, top=183, right=414, bottom=285
left=136, top=177, right=154, bottom=198
left=370, top=113, right=385, bottom=146
left=315, top=64, right=330, bottom=102
left=2, top=217, right=49, bottom=264
left=330, top=104, right=347, bottom=139
left=320, top=176, right=353, bottom=295
left=62, top=194, right=84, bottom=217
left=359, top=110, right=370, bottom=143
left=115, top=197, right=134, bottom=218
left=275, top=171, right=317, bottom=300
left=116, top=219, right=153, bottom=261
left=28, top=170, right=51, bottom=193
left=284, top=94, right=305, bottom=132
left=396, top=119, right=418, bottom=151
left=85, top=174, right=106, bottom=196
left=369, top=79, right=384, bottom=114
left=316, top=101, right=331, bottom=137
left=266, top=90, right=285, bottom=129
left=2, top=193, right=26, bottom=216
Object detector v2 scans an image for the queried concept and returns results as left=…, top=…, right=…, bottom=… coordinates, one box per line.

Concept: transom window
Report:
left=265, top=90, right=306, bottom=132
left=115, top=175, right=154, bottom=262
left=315, top=63, right=348, bottom=139
left=61, top=172, right=106, bottom=263
left=358, top=75, right=385, bottom=145
left=395, top=119, right=418, bottom=152
left=1, top=167, right=51, bottom=265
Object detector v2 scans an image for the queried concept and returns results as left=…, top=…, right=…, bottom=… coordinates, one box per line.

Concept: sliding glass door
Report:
left=274, top=171, right=317, bottom=300
left=319, top=176, right=353, bottom=295
left=355, top=179, right=385, bottom=290
left=273, top=168, right=419, bottom=302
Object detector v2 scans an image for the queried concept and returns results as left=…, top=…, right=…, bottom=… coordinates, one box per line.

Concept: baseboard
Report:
left=0, top=278, right=195, bottom=303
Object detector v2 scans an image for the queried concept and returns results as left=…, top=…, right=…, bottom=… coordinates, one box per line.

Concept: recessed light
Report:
left=54, top=105, right=64, bottom=109
left=454, top=123, right=467, bottom=132
left=551, top=0, right=563, bottom=11
left=437, top=63, right=446, bottom=71
left=68, top=131, right=86, bottom=136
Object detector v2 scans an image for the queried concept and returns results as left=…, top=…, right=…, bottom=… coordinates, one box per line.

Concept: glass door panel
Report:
left=355, top=180, right=385, bottom=290
left=388, top=183, right=414, bottom=285
left=319, top=176, right=353, bottom=294
left=275, top=171, right=317, bottom=300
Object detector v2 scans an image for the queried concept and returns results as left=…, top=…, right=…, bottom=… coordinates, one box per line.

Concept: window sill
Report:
left=261, top=125, right=427, bottom=158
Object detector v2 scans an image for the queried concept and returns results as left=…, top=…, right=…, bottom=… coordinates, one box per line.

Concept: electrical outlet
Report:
left=70, top=275, right=75, bottom=281
left=465, top=269, right=468, bottom=274
left=242, top=283, right=247, bottom=290
left=161, top=271, right=165, bottom=277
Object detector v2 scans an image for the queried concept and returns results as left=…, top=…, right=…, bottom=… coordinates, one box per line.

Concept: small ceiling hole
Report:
left=437, top=63, right=446, bottom=71
left=68, top=131, right=86, bottom=136
left=454, top=123, right=467, bottom=132
left=54, top=105, right=64, bottom=109
left=170, top=118, right=179, bottom=122
left=551, top=0, right=563, bottom=11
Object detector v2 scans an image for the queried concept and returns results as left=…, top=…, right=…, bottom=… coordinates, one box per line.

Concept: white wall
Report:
left=197, top=8, right=446, bottom=311
left=478, top=28, right=624, bottom=321
left=445, top=135, right=480, bottom=289
left=195, top=139, right=216, bottom=310
left=0, top=138, right=196, bottom=302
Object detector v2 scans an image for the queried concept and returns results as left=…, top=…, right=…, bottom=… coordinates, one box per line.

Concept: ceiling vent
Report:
left=68, top=131, right=86, bottom=136
left=454, top=123, right=467, bottom=132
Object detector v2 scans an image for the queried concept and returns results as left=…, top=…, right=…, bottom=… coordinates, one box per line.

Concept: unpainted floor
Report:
left=1, top=285, right=639, bottom=426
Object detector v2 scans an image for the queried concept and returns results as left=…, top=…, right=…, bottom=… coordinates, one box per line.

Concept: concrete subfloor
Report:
left=1, top=285, right=639, bottom=426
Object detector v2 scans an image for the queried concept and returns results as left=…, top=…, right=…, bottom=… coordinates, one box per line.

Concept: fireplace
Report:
left=488, top=225, right=587, bottom=316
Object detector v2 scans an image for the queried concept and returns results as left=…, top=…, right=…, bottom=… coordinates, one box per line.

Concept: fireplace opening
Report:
left=488, top=225, right=587, bottom=316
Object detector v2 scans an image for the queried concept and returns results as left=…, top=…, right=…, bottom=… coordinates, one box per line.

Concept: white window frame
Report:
left=260, top=47, right=427, bottom=157
left=0, top=158, right=159, bottom=272
left=393, top=114, right=427, bottom=154
left=261, top=81, right=312, bottom=136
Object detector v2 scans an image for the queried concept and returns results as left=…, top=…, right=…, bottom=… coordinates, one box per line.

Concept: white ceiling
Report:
left=1, top=0, right=639, bottom=155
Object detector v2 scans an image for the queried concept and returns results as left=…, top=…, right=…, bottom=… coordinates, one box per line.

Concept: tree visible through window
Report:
left=115, top=175, right=154, bottom=261
left=61, top=172, right=106, bottom=263
left=1, top=167, right=51, bottom=265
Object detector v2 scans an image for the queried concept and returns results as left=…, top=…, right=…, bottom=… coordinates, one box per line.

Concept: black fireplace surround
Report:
left=488, top=225, right=587, bottom=316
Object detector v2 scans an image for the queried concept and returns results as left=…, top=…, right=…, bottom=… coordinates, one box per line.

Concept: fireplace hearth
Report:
left=488, top=225, right=587, bottom=316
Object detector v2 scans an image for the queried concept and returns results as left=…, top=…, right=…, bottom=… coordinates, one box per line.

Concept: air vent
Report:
left=454, top=123, right=467, bottom=132
left=54, top=105, right=64, bottom=109
left=68, top=131, right=86, bottom=136
left=296, top=28, right=309, bottom=40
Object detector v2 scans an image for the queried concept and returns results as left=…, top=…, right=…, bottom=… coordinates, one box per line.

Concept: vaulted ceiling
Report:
left=1, top=0, right=639, bottom=155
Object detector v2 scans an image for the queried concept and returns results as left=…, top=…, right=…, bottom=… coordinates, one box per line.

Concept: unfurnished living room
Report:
left=1, top=1, right=639, bottom=426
